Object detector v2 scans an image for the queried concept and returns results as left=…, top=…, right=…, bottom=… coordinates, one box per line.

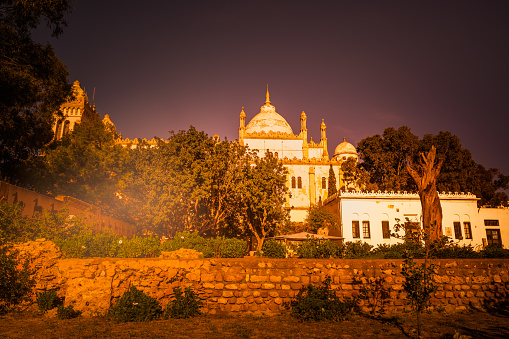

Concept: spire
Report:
left=265, top=84, right=270, bottom=105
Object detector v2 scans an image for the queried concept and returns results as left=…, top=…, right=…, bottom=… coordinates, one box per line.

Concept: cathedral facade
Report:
left=239, top=87, right=357, bottom=222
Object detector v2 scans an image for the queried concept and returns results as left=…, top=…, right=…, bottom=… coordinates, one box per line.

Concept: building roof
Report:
left=334, top=137, right=357, bottom=157
left=245, top=86, right=294, bottom=135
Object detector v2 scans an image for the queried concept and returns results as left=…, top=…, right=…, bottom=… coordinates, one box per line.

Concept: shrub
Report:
left=56, top=304, right=82, bottom=319
left=284, top=276, right=357, bottom=321
left=261, top=239, right=286, bottom=258
left=296, top=238, right=341, bottom=259
left=217, top=237, right=247, bottom=258
left=161, top=231, right=215, bottom=258
left=108, top=286, right=162, bottom=322
left=0, top=245, right=35, bottom=314
left=342, top=241, right=374, bottom=258
left=480, top=245, right=509, bottom=258
left=115, top=236, right=161, bottom=258
left=164, top=286, right=202, bottom=319
left=36, top=290, right=62, bottom=311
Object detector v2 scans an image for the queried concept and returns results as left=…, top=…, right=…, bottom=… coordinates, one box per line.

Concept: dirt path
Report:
left=1, top=309, right=508, bottom=338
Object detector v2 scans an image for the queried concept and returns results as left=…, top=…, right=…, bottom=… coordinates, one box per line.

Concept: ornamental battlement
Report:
left=244, top=130, right=301, bottom=140
left=323, top=190, right=478, bottom=205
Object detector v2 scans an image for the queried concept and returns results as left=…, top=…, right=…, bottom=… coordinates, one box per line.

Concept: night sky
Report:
left=35, top=0, right=509, bottom=176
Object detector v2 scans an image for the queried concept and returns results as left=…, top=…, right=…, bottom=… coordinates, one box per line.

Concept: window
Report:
left=382, top=221, right=390, bottom=239
left=453, top=221, right=462, bottom=239
left=274, top=152, right=278, bottom=158
left=291, top=176, right=296, bottom=189
left=486, top=229, right=502, bottom=247
left=463, top=222, right=472, bottom=239
left=484, top=219, right=499, bottom=226
left=352, top=221, right=360, bottom=238
left=322, top=177, right=326, bottom=189
left=404, top=221, right=421, bottom=242
left=297, top=177, right=302, bottom=189
left=362, top=221, right=370, bottom=238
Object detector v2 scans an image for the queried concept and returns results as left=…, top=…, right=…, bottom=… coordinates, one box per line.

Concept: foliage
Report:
left=237, top=152, right=289, bottom=251
left=401, top=255, right=438, bottom=336
left=357, top=127, right=508, bottom=206
left=114, top=236, right=161, bottom=258
left=217, top=237, right=247, bottom=258
left=327, top=164, right=337, bottom=197
left=0, top=245, right=35, bottom=314
left=164, top=286, right=202, bottom=319
left=121, top=127, right=253, bottom=236
left=296, top=238, right=342, bottom=259
left=305, top=205, right=339, bottom=233
left=284, top=276, right=357, bottom=321
left=340, top=157, right=377, bottom=191
left=0, top=0, right=72, bottom=181
left=480, top=245, right=509, bottom=258
left=261, top=239, right=286, bottom=258
left=342, top=241, right=374, bottom=259
left=33, top=117, right=132, bottom=221
left=56, top=304, right=82, bottom=319
left=36, top=290, right=62, bottom=312
left=160, top=231, right=247, bottom=258
left=358, top=276, right=390, bottom=316
left=108, top=286, right=162, bottom=322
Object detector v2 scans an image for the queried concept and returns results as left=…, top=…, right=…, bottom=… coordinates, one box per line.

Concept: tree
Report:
left=407, top=146, right=444, bottom=243
left=121, top=127, right=254, bottom=236
left=357, top=126, right=419, bottom=192
left=237, top=152, right=289, bottom=251
left=31, top=117, right=131, bottom=220
left=305, top=205, right=339, bottom=233
left=340, top=157, right=377, bottom=191
left=327, top=164, right=337, bottom=197
left=0, top=0, right=73, bottom=181
left=358, top=127, right=508, bottom=206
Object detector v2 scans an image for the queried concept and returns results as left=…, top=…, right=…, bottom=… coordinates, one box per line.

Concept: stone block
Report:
left=201, top=273, right=215, bottom=282
left=269, top=291, right=279, bottom=298
left=269, top=275, right=282, bottom=283
left=225, top=284, right=238, bottom=290
left=214, top=283, right=224, bottom=289
left=282, top=276, right=299, bottom=283
left=218, top=297, right=228, bottom=304
left=222, top=291, right=234, bottom=298
left=291, top=283, right=303, bottom=290
left=262, top=283, right=275, bottom=290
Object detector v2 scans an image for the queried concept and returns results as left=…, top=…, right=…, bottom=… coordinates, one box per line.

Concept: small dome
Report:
left=334, top=138, right=357, bottom=160
left=245, top=87, right=293, bottom=135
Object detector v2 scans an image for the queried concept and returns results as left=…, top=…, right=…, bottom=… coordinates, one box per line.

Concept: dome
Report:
left=245, top=88, right=293, bottom=135
left=334, top=138, right=358, bottom=159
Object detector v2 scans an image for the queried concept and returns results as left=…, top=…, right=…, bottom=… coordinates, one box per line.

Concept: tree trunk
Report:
left=407, top=146, right=444, bottom=244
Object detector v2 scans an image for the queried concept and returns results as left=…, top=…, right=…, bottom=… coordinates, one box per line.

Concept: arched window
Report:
left=297, top=177, right=302, bottom=189
left=291, top=176, right=296, bottom=188
left=63, top=121, right=71, bottom=136
left=274, top=152, right=278, bottom=158
left=322, top=177, right=326, bottom=189
left=54, top=120, right=63, bottom=140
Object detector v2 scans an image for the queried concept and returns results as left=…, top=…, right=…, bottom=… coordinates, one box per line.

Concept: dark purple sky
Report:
left=36, top=0, right=509, bottom=175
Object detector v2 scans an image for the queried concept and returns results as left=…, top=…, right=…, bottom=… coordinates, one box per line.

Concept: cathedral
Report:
left=52, top=81, right=508, bottom=248
left=239, top=86, right=357, bottom=222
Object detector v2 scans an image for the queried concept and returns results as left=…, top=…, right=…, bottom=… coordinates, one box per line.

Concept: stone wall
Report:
left=15, top=241, right=509, bottom=316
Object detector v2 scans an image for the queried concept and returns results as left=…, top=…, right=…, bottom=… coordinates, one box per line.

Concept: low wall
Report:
left=16, top=240, right=509, bottom=316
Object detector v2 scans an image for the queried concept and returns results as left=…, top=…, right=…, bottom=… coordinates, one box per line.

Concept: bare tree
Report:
left=406, top=146, right=444, bottom=243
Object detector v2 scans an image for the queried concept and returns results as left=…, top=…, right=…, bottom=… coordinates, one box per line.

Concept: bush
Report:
left=284, top=276, right=357, bottom=321
left=57, top=304, right=82, bottom=319
left=296, top=238, right=341, bottom=259
left=262, top=239, right=286, bottom=258
left=342, top=241, right=374, bottom=258
left=161, top=231, right=215, bottom=257
left=115, top=236, right=161, bottom=258
left=165, top=286, right=202, bottom=319
left=36, top=290, right=62, bottom=312
left=108, top=286, right=162, bottom=322
left=217, top=237, right=247, bottom=258
left=0, top=245, right=35, bottom=314
left=480, top=245, right=509, bottom=258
